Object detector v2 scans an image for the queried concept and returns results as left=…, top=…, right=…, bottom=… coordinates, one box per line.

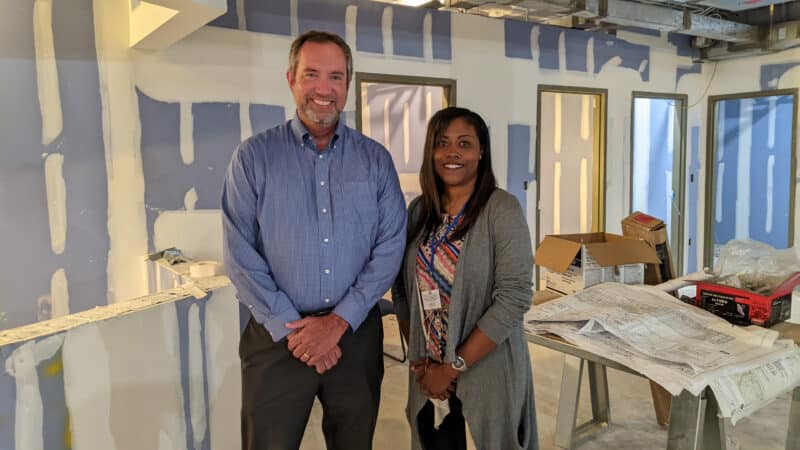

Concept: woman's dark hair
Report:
left=409, top=106, right=497, bottom=242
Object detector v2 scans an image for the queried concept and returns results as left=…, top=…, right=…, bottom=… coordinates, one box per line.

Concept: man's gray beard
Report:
left=303, top=105, right=340, bottom=126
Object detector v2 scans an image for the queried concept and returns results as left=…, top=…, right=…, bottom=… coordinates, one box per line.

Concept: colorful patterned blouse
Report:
left=415, top=214, right=465, bottom=362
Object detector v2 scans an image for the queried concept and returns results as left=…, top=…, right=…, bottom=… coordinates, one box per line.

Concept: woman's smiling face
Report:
left=433, top=117, right=481, bottom=192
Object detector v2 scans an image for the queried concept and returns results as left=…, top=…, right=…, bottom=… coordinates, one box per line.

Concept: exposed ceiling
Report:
left=380, top=0, right=800, bottom=60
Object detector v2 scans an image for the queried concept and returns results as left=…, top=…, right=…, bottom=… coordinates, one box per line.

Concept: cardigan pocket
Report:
left=515, top=368, right=536, bottom=449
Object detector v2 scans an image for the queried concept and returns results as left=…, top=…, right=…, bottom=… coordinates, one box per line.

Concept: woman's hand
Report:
left=416, top=361, right=459, bottom=400
left=409, top=358, right=428, bottom=376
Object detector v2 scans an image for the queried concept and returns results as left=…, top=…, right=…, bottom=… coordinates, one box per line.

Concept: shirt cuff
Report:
left=332, top=298, right=370, bottom=332
left=253, top=307, right=302, bottom=343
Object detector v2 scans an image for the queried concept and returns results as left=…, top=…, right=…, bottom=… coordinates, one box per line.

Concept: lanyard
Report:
left=423, top=206, right=465, bottom=273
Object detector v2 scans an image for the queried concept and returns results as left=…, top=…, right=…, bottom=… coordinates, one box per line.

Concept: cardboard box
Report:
left=695, top=272, right=800, bottom=327
left=621, top=212, right=675, bottom=285
left=533, top=289, right=562, bottom=306
left=621, top=212, right=676, bottom=426
left=536, top=232, right=661, bottom=295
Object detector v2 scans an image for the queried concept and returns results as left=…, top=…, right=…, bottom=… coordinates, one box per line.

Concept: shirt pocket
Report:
left=342, top=181, right=378, bottom=225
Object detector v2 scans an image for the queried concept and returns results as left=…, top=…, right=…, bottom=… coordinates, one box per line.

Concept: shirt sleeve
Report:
left=221, top=142, right=301, bottom=342
left=333, top=149, right=408, bottom=330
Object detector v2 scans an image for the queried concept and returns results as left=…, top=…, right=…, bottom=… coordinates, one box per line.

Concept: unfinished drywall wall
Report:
left=0, top=0, right=108, bottom=329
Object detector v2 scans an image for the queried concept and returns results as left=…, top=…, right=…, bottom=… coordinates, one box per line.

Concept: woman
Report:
left=392, top=107, right=538, bottom=450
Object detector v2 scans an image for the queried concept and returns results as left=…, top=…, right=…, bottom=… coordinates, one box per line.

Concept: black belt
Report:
left=300, top=307, right=335, bottom=318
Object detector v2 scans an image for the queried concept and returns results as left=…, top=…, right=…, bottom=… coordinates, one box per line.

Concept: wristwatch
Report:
left=450, top=355, right=468, bottom=372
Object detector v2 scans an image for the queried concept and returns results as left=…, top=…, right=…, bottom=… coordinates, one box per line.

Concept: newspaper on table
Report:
left=525, top=282, right=800, bottom=423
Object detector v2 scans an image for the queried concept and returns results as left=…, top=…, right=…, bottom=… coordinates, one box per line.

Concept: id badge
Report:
left=420, top=289, right=442, bottom=311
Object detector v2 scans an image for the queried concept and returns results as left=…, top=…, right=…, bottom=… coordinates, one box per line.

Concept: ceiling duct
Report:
left=768, top=20, right=800, bottom=51
left=439, top=0, right=756, bottom=44
left=584, top=0, right=757, bottom=43
left=437, top=0, right=583, bottom=24
left=700, top=41, right=766, bottom=60
left=688, top=0, right=795, bottom=13
left=681, top=12, right=757, bottom=43
left=412, top=0, right=798, bottom=60
left=583, top=0, right=684, bottom=31
left=700, top=20, right=800, bottom=60
left=734, top=2, right=800, bottom=27
left=438, top=0, right=579, bottom=8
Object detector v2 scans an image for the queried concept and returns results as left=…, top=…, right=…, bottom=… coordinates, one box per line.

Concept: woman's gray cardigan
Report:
left=392, top=189, right=538, bottom=450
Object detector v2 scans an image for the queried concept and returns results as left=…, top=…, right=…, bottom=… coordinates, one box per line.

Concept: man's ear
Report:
left=286, top=69, right=294, bottom=88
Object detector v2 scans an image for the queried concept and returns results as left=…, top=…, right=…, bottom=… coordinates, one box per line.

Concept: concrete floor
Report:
left=297, top=315, right=794, bottom=450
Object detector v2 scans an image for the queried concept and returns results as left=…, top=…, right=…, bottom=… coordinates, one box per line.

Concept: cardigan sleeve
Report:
left=476, top=193, right=534, bottom=344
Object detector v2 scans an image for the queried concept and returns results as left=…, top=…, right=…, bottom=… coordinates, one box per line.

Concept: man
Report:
left=221, top=30, right=406, bottom=450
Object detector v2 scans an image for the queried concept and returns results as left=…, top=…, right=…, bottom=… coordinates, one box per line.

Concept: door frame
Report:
left=535, top=85, right=607, bottom=290
left=354, top=72, right=457, bottom=133
left=703, top=88, right=799, bottom=268
left=535, top=84, right=608, bottom=243
left=630, top=91, right=688, bottom=275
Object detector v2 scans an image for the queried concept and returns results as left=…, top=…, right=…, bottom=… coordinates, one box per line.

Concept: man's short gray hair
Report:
left=288, top=30, right=353, bottom=83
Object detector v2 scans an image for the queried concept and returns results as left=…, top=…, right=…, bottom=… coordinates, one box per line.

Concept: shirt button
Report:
left=324, top=268, right=331, bottom=274
left=324, top=298, right=331, bottom=303
left=318, top=154, right=324, bottom=159
left=323, top=238, right=329, bottom=243
left=321, top=208, right=328, bottom=214
left=248, top=304, right=253, bottom=309
left=320, top=181, right=325, bottom=186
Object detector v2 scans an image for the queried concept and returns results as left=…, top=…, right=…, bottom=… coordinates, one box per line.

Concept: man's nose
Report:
left=314, top=79, right=333, bottom=96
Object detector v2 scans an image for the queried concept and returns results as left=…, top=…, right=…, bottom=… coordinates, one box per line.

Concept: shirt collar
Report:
left=290, top=113, right=346, bottom=151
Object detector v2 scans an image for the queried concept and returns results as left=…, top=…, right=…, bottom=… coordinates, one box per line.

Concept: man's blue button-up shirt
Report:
left=222, top=115, right=407, bottom=342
